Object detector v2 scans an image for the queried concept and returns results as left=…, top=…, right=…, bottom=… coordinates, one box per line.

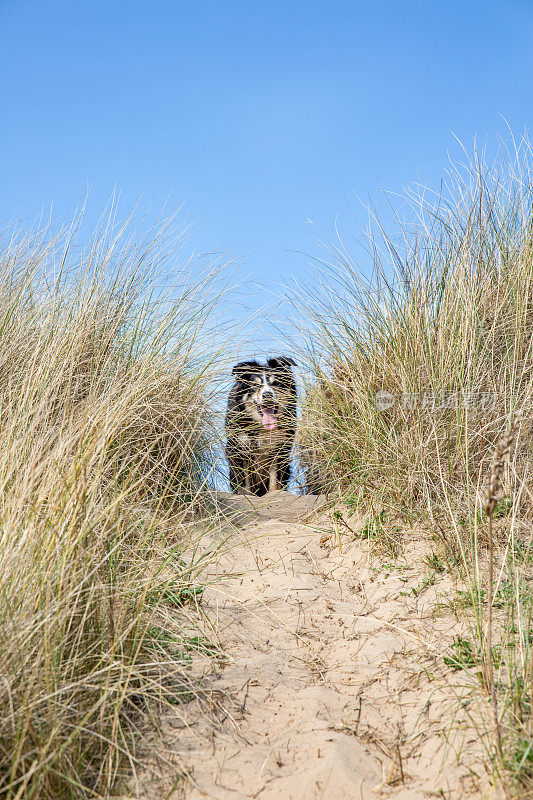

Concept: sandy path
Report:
left=137, top=492, right=493, bottom=800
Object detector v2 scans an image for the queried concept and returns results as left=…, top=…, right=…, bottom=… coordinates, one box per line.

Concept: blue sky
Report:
left=1, top=0, right=533, bottom=331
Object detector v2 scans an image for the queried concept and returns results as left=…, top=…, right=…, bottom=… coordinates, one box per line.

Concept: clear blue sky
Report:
left=1, top=0, right=533, bottom=296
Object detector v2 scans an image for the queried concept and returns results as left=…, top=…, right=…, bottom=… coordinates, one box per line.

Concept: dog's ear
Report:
left=267, top=356, right=297, bottom=370
left=232, top=360, right=260, bottom=378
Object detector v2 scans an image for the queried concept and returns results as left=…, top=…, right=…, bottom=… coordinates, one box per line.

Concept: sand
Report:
left=134, top=492, right=496, bottom=800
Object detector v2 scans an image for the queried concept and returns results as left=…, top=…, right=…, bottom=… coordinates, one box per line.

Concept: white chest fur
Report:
left=256, top=429, right=287, bottom=453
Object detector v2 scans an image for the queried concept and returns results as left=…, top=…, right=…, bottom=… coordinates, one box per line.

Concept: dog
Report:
left=225, top=356, right=297, bottom=495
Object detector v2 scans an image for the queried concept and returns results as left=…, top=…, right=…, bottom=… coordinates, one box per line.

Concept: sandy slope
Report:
left=136, top=492, right=495, bottom=800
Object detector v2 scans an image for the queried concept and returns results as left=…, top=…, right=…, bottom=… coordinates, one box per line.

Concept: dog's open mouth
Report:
left=259, top=404, right=278, bottom=431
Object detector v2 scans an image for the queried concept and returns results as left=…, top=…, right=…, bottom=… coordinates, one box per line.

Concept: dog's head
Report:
left=231, top=356, right=297, bottom=432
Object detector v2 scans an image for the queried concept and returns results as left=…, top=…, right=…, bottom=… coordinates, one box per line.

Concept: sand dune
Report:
left=137, top=492, right=492, bottom=799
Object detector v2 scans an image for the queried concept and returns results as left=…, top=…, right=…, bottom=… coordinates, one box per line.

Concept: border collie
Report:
left=225, top=356, right=297, bottom=495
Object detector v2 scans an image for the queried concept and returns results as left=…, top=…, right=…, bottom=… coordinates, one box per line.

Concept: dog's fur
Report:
left=225, top=356, right=297, bottom=495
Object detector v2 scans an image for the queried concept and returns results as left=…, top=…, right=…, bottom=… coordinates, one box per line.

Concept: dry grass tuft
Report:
left=0, top=208, right=221, bottom=799
left=297, top=135, right=533, bottom=795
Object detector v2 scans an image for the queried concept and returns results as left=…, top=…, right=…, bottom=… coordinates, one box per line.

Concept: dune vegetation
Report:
left=298, top=138, right=533, bottom=794
left=4, top=138, right=533, bottom=799
left=0, top=209, right=223, bottom=799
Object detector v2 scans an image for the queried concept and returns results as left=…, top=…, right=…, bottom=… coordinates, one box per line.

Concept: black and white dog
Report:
left=225, top=357, right=297, bottom=495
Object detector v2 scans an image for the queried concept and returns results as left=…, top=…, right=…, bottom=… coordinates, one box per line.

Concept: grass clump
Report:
left=299, top=147, right=533, bottom=517
left=298, top=135, right=533, bottom=795
left=0, top=209, right=220, bottom=799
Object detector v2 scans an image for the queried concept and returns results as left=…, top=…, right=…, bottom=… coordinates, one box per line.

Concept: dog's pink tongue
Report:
left=261, top=411, right=277, bottom=431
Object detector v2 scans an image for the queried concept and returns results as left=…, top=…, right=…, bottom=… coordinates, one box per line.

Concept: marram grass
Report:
left=298, top=137, right=533, bottom=796
left=0, top=210, right=220, bottom=799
